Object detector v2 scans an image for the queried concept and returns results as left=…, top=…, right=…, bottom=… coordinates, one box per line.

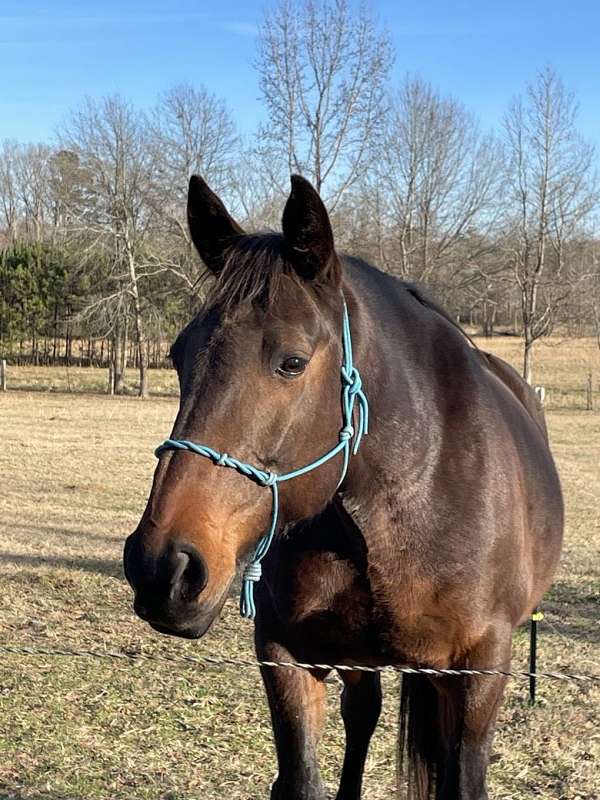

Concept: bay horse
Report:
left=124, top=174, right=563, bottom=799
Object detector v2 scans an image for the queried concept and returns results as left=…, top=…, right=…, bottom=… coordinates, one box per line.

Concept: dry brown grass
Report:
left=2, top=365, right=178, bottom=396
left=472, top=335, right=600, bottom=411
left=0, top=338, right=598, bottom=799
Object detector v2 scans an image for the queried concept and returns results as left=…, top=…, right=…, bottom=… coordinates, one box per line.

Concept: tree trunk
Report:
left=113, top=323, right=125, bottom=394
left=65, top=304, right=73, bottom=366
left=127, top=251, right=148, bottom=398
left=523, top=336, right=534, bottom=385
left=121, top=314, right=128, bottom=377
left=52, top=304, right=58, bottom=364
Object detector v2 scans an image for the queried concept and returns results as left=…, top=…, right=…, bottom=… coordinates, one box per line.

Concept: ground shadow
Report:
left=543, top=617, right=600, bottom=644
left=0, top=551, right=124, bottom=579
left=10, top=523, right=126, bottom=546
left=544, top=580, right=600, bottom=620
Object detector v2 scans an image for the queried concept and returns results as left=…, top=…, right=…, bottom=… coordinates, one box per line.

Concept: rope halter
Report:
left=155, top=299, right=368, bottom=620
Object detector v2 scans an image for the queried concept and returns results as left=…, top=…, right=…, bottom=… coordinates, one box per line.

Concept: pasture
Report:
left=0, top=336, right=598, bottom=799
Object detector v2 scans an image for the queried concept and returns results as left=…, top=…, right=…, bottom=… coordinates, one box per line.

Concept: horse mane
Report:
left=404, top=282, right=479, bottom=350
left=202, top=233, right=304, bottom=313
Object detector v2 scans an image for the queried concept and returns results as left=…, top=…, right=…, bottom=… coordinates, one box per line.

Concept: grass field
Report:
left=0, top=337, right=598, bottom=799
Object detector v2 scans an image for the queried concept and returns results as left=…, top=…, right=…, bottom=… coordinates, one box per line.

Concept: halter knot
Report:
left=242, top=561, right=262, bottom=582
left=261, top=471, right=278, bottom=488
left=339, top=425, right=354, bottom=441
left=343, top=365, right=362, bottom=395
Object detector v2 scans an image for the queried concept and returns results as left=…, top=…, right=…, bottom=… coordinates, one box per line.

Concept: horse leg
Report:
left=256, top=634, right=329, bottom=800
left=335, top=670, right=382, bottom=800
left=436, top=628, right=512, bottom=799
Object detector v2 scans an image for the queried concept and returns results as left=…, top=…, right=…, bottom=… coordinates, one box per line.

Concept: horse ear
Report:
left=187, top=175, right=244, bottom=274
left=281, top=175, right=340, bottom=284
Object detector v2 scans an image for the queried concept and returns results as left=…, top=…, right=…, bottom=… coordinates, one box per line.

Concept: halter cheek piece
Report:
left=155, top=300, right=369, bottom=620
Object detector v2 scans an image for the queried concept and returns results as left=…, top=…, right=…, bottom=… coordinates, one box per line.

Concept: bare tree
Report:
left=149, top=84, right=237, bottom=235
left=13, top=144, right=53, bottom=243
left=371, top=77, right=501, bottom=296
left=229, top=147, right=287, bottom=230
left=0, top=142, right=82, bottom=247
left=46, top=149, right=89, bottom=245
left=256, top=0, right=392, bottom=208
left=586, top=240, right=600, bottom=347
left=60, top=95, right=153, bottom=396
left=503, top=67, right=597, bottom=383
left=0, top=141, right=20, bottom=246
left=144, top=83, right=239, bottom=299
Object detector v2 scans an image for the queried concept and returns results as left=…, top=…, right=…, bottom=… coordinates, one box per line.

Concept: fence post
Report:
left=534, top=385, right=546, bottom=406
left=528, top=609, right=545, bottom=705
left=587, top=372, right=593, bottom=411
left=0, top=359, right=6, bottom=392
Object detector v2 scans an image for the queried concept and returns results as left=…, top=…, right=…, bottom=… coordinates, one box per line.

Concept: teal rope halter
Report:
left=155, top=300, right=368, bottom=620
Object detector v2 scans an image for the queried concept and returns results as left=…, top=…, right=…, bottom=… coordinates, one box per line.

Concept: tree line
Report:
left=1, top=0, right=599, bottom=393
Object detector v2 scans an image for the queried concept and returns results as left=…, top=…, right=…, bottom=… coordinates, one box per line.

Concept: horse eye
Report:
left=278, top=356, right=307, bottom=377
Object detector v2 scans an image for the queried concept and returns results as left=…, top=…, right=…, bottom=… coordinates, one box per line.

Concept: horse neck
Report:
left=340, top=265, right=439, bottom=523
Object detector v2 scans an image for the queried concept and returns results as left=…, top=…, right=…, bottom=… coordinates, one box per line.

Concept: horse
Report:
left=123, top=174, right=563, bottom=799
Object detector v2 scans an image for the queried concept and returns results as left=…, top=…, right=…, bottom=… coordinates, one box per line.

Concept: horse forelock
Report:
left=201, top=232, right=305, bottom=314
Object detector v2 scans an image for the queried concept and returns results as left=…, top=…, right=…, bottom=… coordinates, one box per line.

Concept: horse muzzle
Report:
left=123, top=530, right=219, bottom=639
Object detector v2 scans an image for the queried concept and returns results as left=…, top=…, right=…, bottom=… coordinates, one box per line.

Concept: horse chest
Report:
left=266, top=546, right=470, bottom=667
left=263, top=547, right=382, bottom=662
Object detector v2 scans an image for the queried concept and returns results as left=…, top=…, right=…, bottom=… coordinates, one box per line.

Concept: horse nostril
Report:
left=170, top=543, right=208, bottom=603
left=169, top=551, right=190, bottom=601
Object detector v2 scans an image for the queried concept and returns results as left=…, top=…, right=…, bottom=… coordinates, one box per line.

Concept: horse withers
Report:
left=123, top=174, right=563, bottom=799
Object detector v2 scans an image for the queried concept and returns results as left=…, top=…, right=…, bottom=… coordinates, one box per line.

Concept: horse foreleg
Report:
left=335, top=670, right=382, bottom=800
left=256, top=634, right=329, bottom=800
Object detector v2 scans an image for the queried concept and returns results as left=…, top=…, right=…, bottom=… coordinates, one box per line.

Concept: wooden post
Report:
left=0, top=359, right=6, bottom=391
left=587, top=372, right=593, bottom=411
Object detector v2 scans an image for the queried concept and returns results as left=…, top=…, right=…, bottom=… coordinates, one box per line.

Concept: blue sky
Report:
left=1, top=0, right=599, bottom=147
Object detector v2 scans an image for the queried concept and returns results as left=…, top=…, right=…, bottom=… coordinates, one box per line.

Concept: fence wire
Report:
left=1, top=643, right=598, bottom=684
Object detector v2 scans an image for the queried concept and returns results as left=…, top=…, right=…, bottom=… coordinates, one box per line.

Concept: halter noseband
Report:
left=155, top=300, right=368, bottom=620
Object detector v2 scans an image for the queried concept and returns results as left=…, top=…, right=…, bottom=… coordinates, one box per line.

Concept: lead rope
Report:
left=155, top=300, right=368, bottom=620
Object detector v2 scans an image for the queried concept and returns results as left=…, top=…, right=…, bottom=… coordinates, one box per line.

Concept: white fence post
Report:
left=534, top=385, right=546, bottom=405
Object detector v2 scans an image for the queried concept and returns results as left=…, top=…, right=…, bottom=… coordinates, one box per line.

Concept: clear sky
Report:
left=1, top=0, right=599, bottom=147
